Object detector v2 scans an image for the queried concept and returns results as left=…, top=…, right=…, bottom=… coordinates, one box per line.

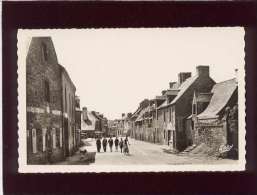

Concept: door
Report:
left=64, top=118, right=69, bottom=156
left=168, top=130, right=171, bottom=145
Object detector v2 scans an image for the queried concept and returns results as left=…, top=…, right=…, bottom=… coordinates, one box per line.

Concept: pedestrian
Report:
left=102, top=137, right=107, bottom=152
left=119, top=138, right=124, bottom=153
left=96, top=137, right=101, bottom=153
left=124, top=136, right=130, bottom=154
left=108, top=136, right=114, bottom=152
left=114, top=137, right=119, bottom=152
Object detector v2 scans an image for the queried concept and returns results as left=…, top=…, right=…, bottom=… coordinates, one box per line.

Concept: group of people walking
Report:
left=96, top=136, right=130, bottom=154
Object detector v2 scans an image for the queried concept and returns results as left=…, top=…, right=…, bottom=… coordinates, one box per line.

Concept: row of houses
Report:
left=126, top=66, right=238, bottom=157
left=80, top=107, right=108, bottom=138
left=26, top=37, right=108, bottom=164
left=108, top=113, right=132, bottom=137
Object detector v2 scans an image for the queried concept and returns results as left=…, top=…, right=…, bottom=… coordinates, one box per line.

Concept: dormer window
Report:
left=41, top=43, right=48, bottom=61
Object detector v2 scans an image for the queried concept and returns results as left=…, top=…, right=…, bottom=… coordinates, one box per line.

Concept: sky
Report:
left=20, top=27, right=245, bottom=120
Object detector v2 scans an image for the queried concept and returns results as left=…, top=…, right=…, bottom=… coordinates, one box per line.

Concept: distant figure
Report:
left=96, top=137, right=101, bottom=153
left=102, top=137, right=107, bottom=152
left=114, top=137, right=119, bottom=151
left=108, top=137, right=114, bottom=152
left=119, top=138, right=124, bottom=153
left=124, top=136, right=130, bottom=154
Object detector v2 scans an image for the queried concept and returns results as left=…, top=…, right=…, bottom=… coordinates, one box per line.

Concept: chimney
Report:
left=235, top=68, right=238, bottom=84
left=82, top=107, right=88, bottom=121
left=196, top=65, right=209, bottom=77
left=169, top=82, right=176, bottom=89
left=178, top=72, right=191, bottom=85
left=162, top=90, right=167, bottom=96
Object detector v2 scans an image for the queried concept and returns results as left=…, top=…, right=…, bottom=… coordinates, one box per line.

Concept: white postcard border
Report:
left=18, top=27, right=246, bottom=173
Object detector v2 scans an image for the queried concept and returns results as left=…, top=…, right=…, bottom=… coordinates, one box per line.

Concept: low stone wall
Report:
left=28, top=147, right=64, bottom=164
left=194, top=120, right=226, bottom=154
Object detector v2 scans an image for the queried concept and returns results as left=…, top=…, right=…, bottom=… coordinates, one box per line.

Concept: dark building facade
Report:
left=168, top=66, right=215, bottom=151
left=75, top=96, right=82, bottom=148
left=26, top=37, right=77, bottom=164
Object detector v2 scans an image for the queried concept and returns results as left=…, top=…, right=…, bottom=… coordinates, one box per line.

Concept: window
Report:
left=163, top=109, right=166, bottom=122
left=169, top=107, right=171, bottom=122
left=41, top=43, right=48, bottom=61
left=69, top=94, right=71, bottom=116
left=192, top=103, right=197, bottom=114
left=44, top=80, right=50, bottom=103
left=64, top=87, right=67, bottom=112
left=36, top=129, right=43, bottom=152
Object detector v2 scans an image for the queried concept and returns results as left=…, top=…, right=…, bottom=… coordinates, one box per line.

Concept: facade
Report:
left=81, top=107, right=99, bottom=138
left=80, top=107, right=108, bottom=138
left=26, top=37, right=78, bottom=164
left=131, top=66, right=216, bottom=152
left=192, top=78, right=238, bottom=157
left=75, top=96, right=82, bottom=148
left=167, top=66, right=215, bottom=151
left=61, top=66, right=77, bottom=156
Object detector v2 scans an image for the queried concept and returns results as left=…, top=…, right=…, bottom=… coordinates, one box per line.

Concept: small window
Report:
left=41, top=43, right=48, bottom=61
left=44, top=80, right=50, bottom=103
left=169, top=107, right=171, bottom=122
left=192, top=104, right=197, bottom=114
left=64, top=87, right=67, bottom=112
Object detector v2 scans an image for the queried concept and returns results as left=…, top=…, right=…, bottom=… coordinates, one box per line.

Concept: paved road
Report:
left=58, top=138, right=235, bottom=165
left=95, top=139, right=235, bottom=165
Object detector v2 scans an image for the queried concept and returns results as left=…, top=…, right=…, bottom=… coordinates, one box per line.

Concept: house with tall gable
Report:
left=165, top=66, right=216, bottom=151
left=26, top=37, right=78, bottom=164
left=81, top=107, right=100, bottom=138
left=191, top=77, right=238, bottom=158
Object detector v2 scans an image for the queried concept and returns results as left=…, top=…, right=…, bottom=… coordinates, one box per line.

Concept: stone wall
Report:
left=61, top=68, right=76, bottom=156
left=175, top=75, right=215, bottom=151
left=194, top=120, right=226, bottom=154
left=26, top=37, right=64, bottom=164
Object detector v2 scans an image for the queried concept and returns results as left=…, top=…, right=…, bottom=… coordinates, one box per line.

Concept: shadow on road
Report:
left=162, top=148, right=178, bottom=154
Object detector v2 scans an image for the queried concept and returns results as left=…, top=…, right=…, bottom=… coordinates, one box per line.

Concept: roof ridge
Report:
left=215, top=78, right=236, bottom=85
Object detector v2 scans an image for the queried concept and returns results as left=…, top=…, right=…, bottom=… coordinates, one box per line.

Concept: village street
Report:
left=56, top=138, right=235, bottom=165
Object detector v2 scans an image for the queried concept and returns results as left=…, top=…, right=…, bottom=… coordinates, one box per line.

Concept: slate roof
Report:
left=197, top=78, right=237, bottom=119
left=131, top=107, right=143, bottom=119
left=169, top=75, right=199, bottom=105
left=135, top=106, right=150, bottom=122
left=157, top=99, right=168, bottom=109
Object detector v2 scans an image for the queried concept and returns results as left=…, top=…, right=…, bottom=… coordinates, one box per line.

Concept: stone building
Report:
left=61, top=66, right=77, bottom=156
left=75, top=96, right=82, bottom=148
left=190, top=78, right=238, bottom=157
left=167, top=66, right=215, bottom=151
left=81, top=107, right=100, bottom=138
left=26, top=37, right=77, bottom=164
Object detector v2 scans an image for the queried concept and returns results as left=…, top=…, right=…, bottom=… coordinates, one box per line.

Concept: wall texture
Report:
left=26, top=37, right=64, bottom=164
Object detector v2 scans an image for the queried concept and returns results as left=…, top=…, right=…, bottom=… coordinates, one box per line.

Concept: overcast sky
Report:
left=20, top=27, right=245, bottom=120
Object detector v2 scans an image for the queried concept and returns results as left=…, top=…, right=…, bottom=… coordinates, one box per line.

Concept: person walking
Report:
left=114, top=137, right=119, bottom=152
left=108, top=137, right=114, bottom=152
left=96, top=137, right=101, bottom=153
left=119, top=138, right=124, bottom=153
left=124, top=136, right=130, bottom=154
left=102, top=137, right=107, bottom=152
